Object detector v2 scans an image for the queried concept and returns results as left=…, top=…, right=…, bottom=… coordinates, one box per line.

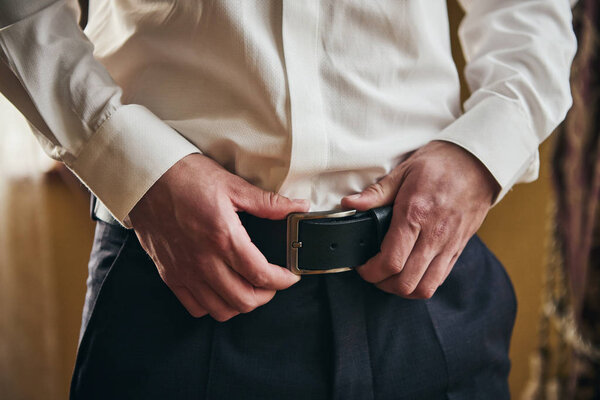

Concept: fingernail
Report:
left=293, top=199, right=309, bottom=205
left=345, top=193, right=361, bottom=201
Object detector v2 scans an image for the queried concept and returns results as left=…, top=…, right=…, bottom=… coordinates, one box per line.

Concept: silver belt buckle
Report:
left=286, top=209, right=357, bottom=275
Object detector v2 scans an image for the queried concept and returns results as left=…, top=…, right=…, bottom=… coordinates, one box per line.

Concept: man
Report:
left=0, top=0, right=576, bottom=398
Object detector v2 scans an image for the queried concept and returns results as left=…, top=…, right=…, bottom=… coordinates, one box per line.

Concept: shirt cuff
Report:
left=436, top=95, right=539, bottom=205
left=67, top=104, right=201, bottom=226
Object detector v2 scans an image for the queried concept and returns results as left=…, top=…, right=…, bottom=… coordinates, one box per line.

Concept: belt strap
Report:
left=91, top=195, right=393, bottom=272
left=239, top=206, right=392, bottom=271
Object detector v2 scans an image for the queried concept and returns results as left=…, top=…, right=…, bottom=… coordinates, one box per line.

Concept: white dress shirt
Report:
left=0, top=0, right=576, bottom=226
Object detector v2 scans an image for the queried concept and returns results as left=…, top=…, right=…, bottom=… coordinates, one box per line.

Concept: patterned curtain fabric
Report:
left=525, top=1, right=600, bottom=399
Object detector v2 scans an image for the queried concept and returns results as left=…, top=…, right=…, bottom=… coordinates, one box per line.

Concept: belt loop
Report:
left=90, top=194, right=99, bottom=222
left=90, top=194, right=123, bottom=227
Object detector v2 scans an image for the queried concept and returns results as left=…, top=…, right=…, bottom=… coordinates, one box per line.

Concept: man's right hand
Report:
left=128, top=154, right=309, bottom=321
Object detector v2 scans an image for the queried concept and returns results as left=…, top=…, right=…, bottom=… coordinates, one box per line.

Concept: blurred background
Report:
left=0, top=1, right=598, bottom=399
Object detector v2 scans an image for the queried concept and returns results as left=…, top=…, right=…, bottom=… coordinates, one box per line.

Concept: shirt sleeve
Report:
left=0, top=0, right=201, bottom=226
left=438, top=0, right=577, bottom=204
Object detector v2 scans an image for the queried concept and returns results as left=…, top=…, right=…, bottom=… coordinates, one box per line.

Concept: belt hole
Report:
left=359, top=239, right=365, bottom=246
left=330, top=242, right=338, bottom=250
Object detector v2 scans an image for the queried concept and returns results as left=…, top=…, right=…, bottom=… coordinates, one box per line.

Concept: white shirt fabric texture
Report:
left=0, top=0, right=577, bottom=227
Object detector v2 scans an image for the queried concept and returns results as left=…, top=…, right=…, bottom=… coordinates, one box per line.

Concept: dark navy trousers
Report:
left=71, top=221, right=517, bottom=399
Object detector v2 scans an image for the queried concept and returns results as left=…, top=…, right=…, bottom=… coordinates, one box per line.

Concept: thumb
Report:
left=341, top=171, right=403, bottom=211
left=231, top=179, right=310, bottom=220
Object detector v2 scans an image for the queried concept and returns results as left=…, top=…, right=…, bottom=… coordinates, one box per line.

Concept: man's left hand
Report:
left=341, top=140, right=500, bottom=299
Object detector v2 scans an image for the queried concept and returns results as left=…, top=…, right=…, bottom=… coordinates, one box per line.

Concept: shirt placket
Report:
left=278, top=0, right=329, bottom=201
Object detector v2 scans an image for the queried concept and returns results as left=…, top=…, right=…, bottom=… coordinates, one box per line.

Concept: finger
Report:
left=441, top=252, right=461, bottom=283
left=249, top=286, right=278, bottom=310
left=440, top=237, right=467, bottom=283
left=188, top=280, right=240, bottom=322
left=228, top=221, right=301, bottom=290
left=200, top=257, right=278, bottom=313
left=230, top=178, right=309, bottom=219
left=409, top=251, right=454, bottom=299
left=375, top=237, right=438, bottom=297
left=356, top=206, right=419, bottom=283
left=171, top=285, right=208, bottom=318
left=208, top=268, right=278, bottom=313
left=341, top=167, right=405, bottom=211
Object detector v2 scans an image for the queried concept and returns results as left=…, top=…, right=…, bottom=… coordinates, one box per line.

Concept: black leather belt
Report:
left=91, top=195, right=392, bottom=275
left=239, top=206, right=392, bottom=275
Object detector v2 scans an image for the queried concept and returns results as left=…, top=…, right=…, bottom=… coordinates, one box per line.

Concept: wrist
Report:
left=431, top=140, right=500, bottom=205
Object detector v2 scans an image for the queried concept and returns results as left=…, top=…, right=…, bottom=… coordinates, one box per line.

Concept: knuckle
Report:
left=411, top=254, right=430, bottom=270
left=263, top=191, right=281, bottom=209
left=383, top=252, right=405, bottom=275
left=211, top=227, right=233, bottom=250
left=237, top=295, right=258, bottom=313
left=247, top=269, right=269, bottom=288
left=356, top=266, right=378, bottom=283
left=430, top=219, right=449, bottom=240
left=405, top=197, right=434, bottom=225
left=213, top=313, right=228, bottom=322
left=394, top=279, right=417, bottom=297
left=365, top=182, right=386, bottom=199
left=414, top=285, right=436, bottom=299
left=189, top=308, right=205, bottom=318
left=238, top=303, right=255, bottom=314
left=386, top=172, right=401, bottom=188
left=213, top=311, right=238, bottom=322
left=386, top=261, right=404, bottom=276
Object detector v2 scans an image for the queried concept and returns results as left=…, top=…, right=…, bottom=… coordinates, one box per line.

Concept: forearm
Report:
left=0, top=0, right=200, bottom=224
left=439, top=0, right=576, bottom=203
